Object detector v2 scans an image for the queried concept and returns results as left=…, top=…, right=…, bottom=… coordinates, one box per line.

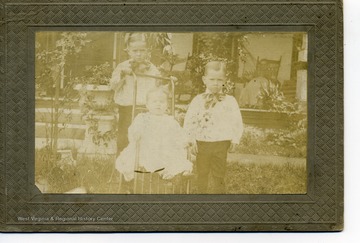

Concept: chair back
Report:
left=255, top=56, right=282, bottom=81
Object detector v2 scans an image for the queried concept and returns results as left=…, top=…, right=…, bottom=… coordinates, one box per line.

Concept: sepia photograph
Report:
left=1, top=0, right=343, bottom=233
left=34, top=31, right=308, bottom=195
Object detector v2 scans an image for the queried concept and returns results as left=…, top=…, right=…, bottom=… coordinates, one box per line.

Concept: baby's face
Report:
left=127, top=41, right=150, bottom=62
left=202, top=69, right=226, bottom=94
left=146, top=93, right=168, bottom=115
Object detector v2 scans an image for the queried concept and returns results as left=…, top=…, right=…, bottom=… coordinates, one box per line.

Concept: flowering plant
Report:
left=74, top=62, right=112, bottom=86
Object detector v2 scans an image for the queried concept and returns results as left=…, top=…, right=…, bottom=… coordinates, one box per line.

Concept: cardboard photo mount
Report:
left=0, top=0, right=343, bottom=232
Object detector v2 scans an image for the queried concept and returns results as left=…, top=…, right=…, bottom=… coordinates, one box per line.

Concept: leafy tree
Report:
left=36, top=32, right=90, bottom=155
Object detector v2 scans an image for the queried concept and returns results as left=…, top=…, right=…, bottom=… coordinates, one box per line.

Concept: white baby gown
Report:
left=115, top=113, right=192, bottom=181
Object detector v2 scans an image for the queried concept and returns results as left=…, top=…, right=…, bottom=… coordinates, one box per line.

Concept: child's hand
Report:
left=112, top=64, right=133, bottom=91
left=120, top=65, right=133, bottom=76
left=189, top=142, right=198, bottom=155
left=182, top=170, right=193, bottom=177
left=169, top=76, right=178, bottom=83
left=228, top=143, right=238, bottom=153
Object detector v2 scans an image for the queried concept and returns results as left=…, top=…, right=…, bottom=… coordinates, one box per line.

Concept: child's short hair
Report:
left=124, top=33, right=148, bottom=48
left=146, top=87, right=169, bottom=102
left=204, top=61, right=227, bottom=76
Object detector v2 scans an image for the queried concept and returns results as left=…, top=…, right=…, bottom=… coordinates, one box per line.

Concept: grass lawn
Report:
left=225, top=155, right=306, bottom=194
left=35, top=148, right=307, bottom=194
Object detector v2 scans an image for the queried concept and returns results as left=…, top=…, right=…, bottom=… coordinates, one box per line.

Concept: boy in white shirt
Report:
left=183, top=61, right=243, bottom=194
left=109, top=33, right=161, bottom=155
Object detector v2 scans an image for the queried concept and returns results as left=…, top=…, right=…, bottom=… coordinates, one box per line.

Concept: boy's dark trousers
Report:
left=196, top=140, right=231, bottom=194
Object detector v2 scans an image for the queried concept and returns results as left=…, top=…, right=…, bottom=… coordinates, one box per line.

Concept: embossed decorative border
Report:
left=0, top=0, right=343, bottom=232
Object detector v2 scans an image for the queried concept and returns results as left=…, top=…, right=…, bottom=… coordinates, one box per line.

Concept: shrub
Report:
left=237, top=123, right=307, bottom=158
left=35, top=147, right=80, bottom=193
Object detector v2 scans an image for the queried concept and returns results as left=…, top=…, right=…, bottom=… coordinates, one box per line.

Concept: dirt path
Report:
left=227, top=153, right=306, bottom=166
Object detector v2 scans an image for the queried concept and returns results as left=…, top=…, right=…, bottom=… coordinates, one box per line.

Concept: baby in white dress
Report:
left=115, top=88, right=193, bottom=181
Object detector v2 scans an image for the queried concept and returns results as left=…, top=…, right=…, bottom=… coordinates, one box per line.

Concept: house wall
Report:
left=239, top=33, right=294, bottom=84
left=170, top=33, right=193, bottom=71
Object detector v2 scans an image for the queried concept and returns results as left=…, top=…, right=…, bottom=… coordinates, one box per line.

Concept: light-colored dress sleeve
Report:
left=115, top=113, right=145, bottom=181
left=170, top=117, right=187, bottom=148
left=160, top=116, right=192, bottom=179
left=127, top=113, right=145, bottom=143
left=183, top=95, right=201, bottom=144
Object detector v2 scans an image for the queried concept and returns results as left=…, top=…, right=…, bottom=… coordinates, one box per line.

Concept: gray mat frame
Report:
left=0, top=0, right=343, bottom=232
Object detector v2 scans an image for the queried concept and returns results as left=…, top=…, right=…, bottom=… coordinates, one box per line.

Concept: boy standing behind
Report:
left=183, top=61, right=243, bottom=194
left=110, top=33, right=161, bottom=155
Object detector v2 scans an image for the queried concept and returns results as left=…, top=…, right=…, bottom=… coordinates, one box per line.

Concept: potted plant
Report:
left=72, top=62, right=118, bottom=156
left=78, top=111, right=118, bottom=157
left=239, top=80, right=304, bottom=129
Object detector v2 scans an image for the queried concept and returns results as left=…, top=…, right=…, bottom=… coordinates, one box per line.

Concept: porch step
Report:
left=281, top=80, right=297, bottom=99
left=35, top=97, right=80, bottom=109
left=35, top=138, right=84, bottom=149
left=35, top=108, right=85, bottom=124
left=35, top=122, right=86, bottom=140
